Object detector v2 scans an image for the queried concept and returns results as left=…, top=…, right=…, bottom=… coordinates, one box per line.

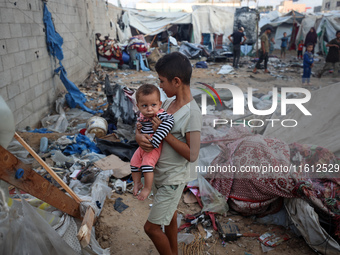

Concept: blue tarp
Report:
left=43, top=4, right=63, bottom=62
left=136, top=53, right=150, bottom=71
left=28, top=128, right=53, bottom=133
left=43, top=3, right=101, bottom=115
left=63, top=134, right=101, bottom=155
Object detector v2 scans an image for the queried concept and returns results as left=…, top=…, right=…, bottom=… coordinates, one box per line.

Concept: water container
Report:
left=0, top=95, right=15, bottom=149
left=122, top=51, right=130, bottom=64
left=39, top=137, right=49, bottom=153
left=86, top=116, right=108, bottom=138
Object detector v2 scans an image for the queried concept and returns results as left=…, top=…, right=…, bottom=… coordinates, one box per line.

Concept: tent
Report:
left=260, top=10, right=305, bottom=50
left=295, top=11, right=340, bottom=55
left=126, top=6, right=235, bottom=48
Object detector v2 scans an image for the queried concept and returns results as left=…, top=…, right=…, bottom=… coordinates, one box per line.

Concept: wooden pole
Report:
left=77, top=206, right=96, bottom=247
left=14, top=132, right=82, bottom=203
left=0, top=146, right=81, bottom=218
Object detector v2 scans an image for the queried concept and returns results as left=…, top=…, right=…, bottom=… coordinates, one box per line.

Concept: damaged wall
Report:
left=0, top=0, right=121, bottom=129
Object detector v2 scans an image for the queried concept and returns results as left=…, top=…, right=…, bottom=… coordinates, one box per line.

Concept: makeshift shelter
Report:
left=260, top=10, right=304, bottom=50
left=127, top=9, right=192, bottom=43
left=126, top=6, right=236, bottom=50
left=295, top=11, right=340, bottom=55
left=233, top=7, right=259, bottom=45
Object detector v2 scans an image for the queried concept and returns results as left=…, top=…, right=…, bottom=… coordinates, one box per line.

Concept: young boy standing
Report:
left=302, top=43, right=314, bottom=85
left=136, top=52, right=202, bottom=254
left=280, top=32, right=289, bottom=59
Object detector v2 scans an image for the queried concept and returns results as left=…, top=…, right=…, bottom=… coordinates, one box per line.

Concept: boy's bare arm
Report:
left=164, top=131, right=200, bottom=162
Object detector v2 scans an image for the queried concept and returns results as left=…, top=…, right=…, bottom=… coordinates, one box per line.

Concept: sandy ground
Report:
left=17, top=49, right=339, bottom=255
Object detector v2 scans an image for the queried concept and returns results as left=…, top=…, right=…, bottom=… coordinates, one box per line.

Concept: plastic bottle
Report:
left=39, top=137, right=48, bottom=153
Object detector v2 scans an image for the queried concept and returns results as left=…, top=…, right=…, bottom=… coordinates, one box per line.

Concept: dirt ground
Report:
left=18, top=49, right=339, bottom=254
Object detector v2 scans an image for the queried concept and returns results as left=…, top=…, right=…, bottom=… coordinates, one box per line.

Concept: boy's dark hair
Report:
left=306, top=43, right=314, bottom=47
left=135, top=84, right=160, bottom=103
left=155, top=52, right=192, bottom=85
left=337, top=30, right=340, bottom=35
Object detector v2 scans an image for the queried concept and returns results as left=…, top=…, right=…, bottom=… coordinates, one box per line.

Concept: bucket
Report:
left=86, top=116, right=108, bottom=138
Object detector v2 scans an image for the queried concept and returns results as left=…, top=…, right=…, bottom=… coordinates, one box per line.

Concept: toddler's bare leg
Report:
left=132, top=171, right=143, bottom=196
left=138, top=172, right=153, bottom=201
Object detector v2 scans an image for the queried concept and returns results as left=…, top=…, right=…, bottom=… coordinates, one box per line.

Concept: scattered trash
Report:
left=217, top=65, right=235, bottom=75
left=113, top=197, right=129, bottom=213
left=258, top=229, right=291, bottom=247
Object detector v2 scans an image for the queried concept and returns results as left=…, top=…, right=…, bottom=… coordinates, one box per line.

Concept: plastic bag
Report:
left=197, top=174, right=228, bottom=215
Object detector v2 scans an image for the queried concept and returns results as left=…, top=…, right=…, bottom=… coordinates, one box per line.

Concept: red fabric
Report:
left=298, top=43, right=304, bottom=51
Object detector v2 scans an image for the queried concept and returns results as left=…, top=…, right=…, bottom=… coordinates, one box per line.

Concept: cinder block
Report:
left=25, top=50, right=36, bottom=63
left=37, top=70, right=46, bottom=84
left=19, top=78, right=30, bottom=93
left=11, top=66, right=23, bottom=82
left=0, top=8, right=15, bottom=23
left=21, top=24, right=32, bottom=37
left=28, top=37, right=38, bottom=49
left=13, top=108, right=24, bottom=123
left=14, top=93, right=27, bottom=109
left=25, top=87, right=36, bottom=103
left=31, top=23, right=42, bottom=37
left=22, top=101, right=34, bottom=119
left=31, top=60, right=40, bottom=73
left=14, top=52, right=26, bottom=66
left=0, top=87, right=8, bottom=101
left=23, top=11, right=34, bottom=24
left=9, top=24, right=22, bottom=38
left=7, top=98, right=16, bottom=112
left=7, top=81, right=20, bottom=99
left=22, top=62, right=33, bottom=77
left=36, top=35, right=46, bottom=48
left=33, top=11, right=43, bottom=24
left=32, top=97, right=41, bottom=112
left=34, top=83, right=43, bottom=97
left=28, top=73, right=38, bottom=88
left=0, top=40, right=7, bottom=55
left=6, top=38, right=19, bottom=53
left=0, top=70, right=11, bottom=88
left=18, top=37, right=30, bottom=51
left=2, top=53, right=15, bottom=70
left=0, top=24, right=11, bottom=40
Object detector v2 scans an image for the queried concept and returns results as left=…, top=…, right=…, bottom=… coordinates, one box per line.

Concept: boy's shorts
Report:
left=130, top=145, right=162, bottom=172
left=148, top=183, right=186, bottom=226
left=281, top=47, right=287, bottom=54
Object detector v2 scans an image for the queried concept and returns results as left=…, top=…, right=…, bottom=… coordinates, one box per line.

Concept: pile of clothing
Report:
left=95, top=33, right=122, bottom=62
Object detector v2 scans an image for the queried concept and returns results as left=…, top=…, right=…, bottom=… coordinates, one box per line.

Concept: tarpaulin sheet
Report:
left=44, top=4, right=100, bottom=115
left=43, top=3, right=63, bottom=62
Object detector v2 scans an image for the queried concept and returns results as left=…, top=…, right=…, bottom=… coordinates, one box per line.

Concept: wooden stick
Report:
left=150, top=35, right=157, bottom=47
left=77, top=206, right=96, bottom=247
left=14, top=132, right=82, bottom=203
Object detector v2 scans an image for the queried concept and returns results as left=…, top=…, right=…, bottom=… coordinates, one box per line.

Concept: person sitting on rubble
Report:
left=228, top=27, right=247, bottom=69
left=253, top=26, right=273, bottom=74
left=136, top=52, right=201, bottom=254
left=130, top=84, right=174, bottom=201
left=317, top=30, right=340, bottom=78
left=302, top=43, right=314, bottom=86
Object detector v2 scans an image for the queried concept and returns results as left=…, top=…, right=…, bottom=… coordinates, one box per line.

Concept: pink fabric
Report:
left=204, top=127, right=297, bottom=216
left=130, top=144, right=162, bottom=169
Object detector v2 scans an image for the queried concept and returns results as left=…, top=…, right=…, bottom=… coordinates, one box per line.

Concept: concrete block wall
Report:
left=0, top=0, right=121, bottom=130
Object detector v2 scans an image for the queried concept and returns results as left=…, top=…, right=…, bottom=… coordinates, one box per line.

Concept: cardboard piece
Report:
left=94, top=154, right=131, bottom=179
